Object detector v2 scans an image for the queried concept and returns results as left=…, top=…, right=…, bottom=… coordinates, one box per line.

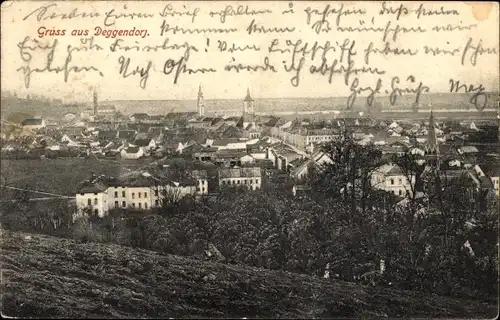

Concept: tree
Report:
left=313, top=129, right=383, bottom=220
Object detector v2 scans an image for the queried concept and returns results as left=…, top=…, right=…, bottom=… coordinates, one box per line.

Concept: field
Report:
left=1, top=158, right=155, bottom=197
left=1, top=230, right=497, bottom=318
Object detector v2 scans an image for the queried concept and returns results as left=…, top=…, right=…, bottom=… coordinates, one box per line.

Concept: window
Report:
left=202, top=187, right=205, bottom=192
left=256, top=179, right=259, bottom=184
left=114, top=201, right=119, bottom=208
left=244, top=180, right=247, bottom=185
left=94, top=198, right=98, bottom=205
left=87, top=199, right=91, bottom=206
left=398, top=190, right=402, bottom=196
left=390, top=179, right=394, bottom=185
left=138, top=193, right=141, bottom=198
left=94, top=209, right=98, bottom=215
left=145, top=203, right=148, bottom=209
left=155, top=200, right=159, bottom=206
left=114, top=191, right=118, bottom=198
left=144, top=192, right=147, bottom=198
left=132, top=203, right=136, bottom=208
left=122, top=191, right=125, bottom=197
left=80, top=193, right=84, bottom=196
left=122, top=201, right=126, bottom=208
left=132, top=193, right=135, bottom=199
left=237, top=180, right=240, bottom=184
left=139, top=203, right=142, bottom=209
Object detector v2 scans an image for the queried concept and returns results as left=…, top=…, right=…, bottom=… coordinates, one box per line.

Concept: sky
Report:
left=1, top=1, right=499, bottom=102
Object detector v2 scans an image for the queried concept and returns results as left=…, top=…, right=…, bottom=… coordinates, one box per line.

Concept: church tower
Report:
left=197, top=84, right=205, bottom=117
left=424, top=110, right=439, bottom=168
left=242, top=88, right=255, bottom=129
left=244, top=88, right=254, bottom=114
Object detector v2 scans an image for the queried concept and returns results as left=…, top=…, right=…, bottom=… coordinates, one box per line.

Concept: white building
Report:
left=218, top=167, right=262, bottom=190
left=75, top=173, right=198, bottom=217
left=371, top=163, right=415, bottom=197
left=120, top=147, right=145, bottom=159
left=191, top=170, right=209, bottom=195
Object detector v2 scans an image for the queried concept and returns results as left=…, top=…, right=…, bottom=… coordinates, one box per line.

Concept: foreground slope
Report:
left=1, top=231, right=497, bottom=318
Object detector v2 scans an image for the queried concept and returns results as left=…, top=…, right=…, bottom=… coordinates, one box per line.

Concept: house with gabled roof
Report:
left=134, top=138, right=156, bottom=151
left=120, top=146, right=145, bottom=160
left=371, top=163, right=415, bottom=198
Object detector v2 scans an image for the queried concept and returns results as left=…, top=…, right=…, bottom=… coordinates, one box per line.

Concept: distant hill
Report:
left=106, top=92, right=499, bottom=115
left=0, top=97, right=85, bottom=120
left=1, top=92, right=497, bottom=119
left=1, top=231, right=496, bottom=318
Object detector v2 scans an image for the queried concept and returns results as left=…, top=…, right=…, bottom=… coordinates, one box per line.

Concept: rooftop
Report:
left=21, top=118, right=44, bottom=126
left=219, top=167, right=261, bottom=179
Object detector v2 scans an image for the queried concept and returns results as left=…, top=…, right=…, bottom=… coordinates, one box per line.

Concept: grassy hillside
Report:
left=1, top=230, right=496, bottom=318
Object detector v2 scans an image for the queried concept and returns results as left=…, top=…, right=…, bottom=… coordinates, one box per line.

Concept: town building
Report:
left=120, top=147, right=145, bottom=159
left=75, top=173, right=198, bottom=217
left=371, top=163, right=415, bottom=197
left=218, top=167, right=262, bottom=190
left=236, top=89, right=260, bottom=138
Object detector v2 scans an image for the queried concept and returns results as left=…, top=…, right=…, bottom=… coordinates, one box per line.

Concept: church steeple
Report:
left=197, top=84, right=204, bottom=117
left=425, top=110, right=440, bottom=168
left=426, top=111, right=438, bottom=152
left=244, top=88, right=253, bottom=102
left=242, top=88, right=255, bottom=130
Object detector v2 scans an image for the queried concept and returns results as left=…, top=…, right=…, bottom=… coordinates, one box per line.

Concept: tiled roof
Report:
left=118, top=130, right=136, bottom=139
left=210, top=117, right=224, bottom=126
left=22, top=118, right=43, bottom=126
left=124, top=147, right=140, bottom=153
left=480, top=164, right=500, bottom=177
left=479, top=176, right=494, bottom=189
left=376, top=163, right=404, bottom=176
left=98, top=130, right=117, bottom=139
left=134, top=139, right=151, bottom=147
left=264, top=116, right=281, bottom=127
